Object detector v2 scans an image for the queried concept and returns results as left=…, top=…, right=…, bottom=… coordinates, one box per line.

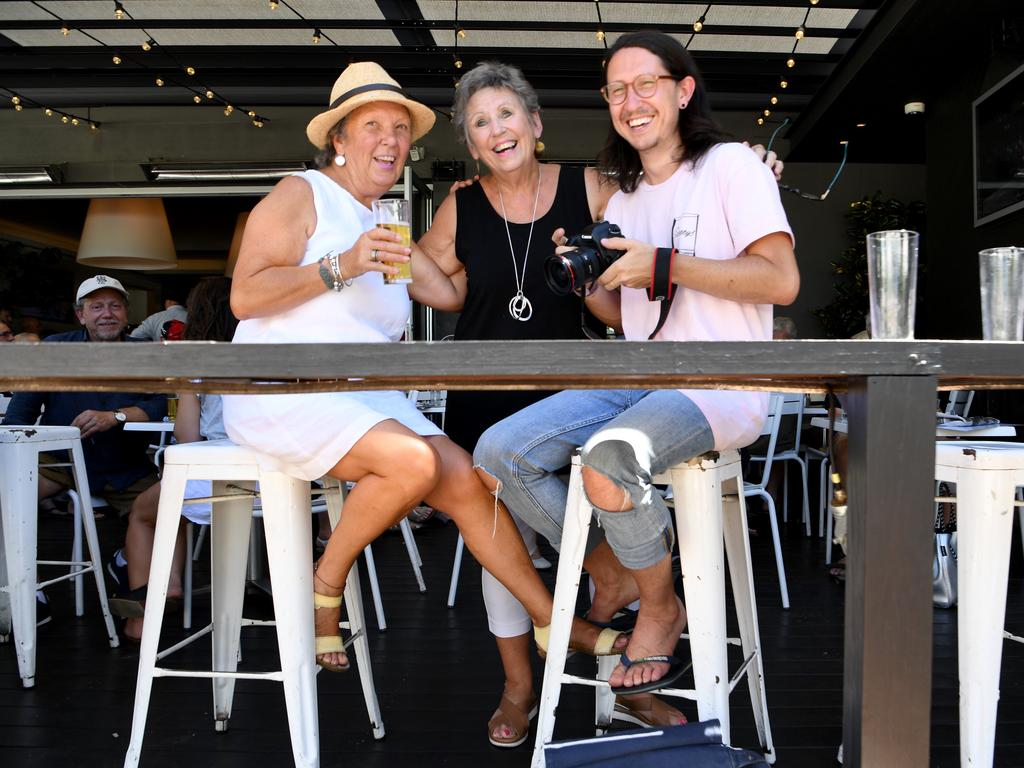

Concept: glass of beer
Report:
left=166, top=396, right=178, bottom=422
left=371, top=198, right=413, bottom=284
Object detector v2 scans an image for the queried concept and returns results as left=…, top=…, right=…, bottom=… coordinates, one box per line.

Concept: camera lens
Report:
left=543, top=253, right=578, bottom=295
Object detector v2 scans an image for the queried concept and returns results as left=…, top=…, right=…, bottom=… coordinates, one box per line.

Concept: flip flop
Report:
left=613, top=693, right=688, bottom=728
left=609, top=652, right=689, bottom=695
left=108, top=586, right=181, bottom=619
left=586, top=607, right=639, bottom=634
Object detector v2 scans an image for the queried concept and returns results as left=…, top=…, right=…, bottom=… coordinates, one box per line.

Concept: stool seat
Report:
left=532, top=449, right=773, bottom=768
left=123, top=438, right=384, bottom=768
left=0, top=425, right=119, bottom=689
left=0, top=425, right=82, bottom=443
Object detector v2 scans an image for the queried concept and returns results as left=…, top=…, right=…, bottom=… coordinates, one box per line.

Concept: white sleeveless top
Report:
left=223, top=170, right=442, bottom=481
left=232, top=169, right=412, bottom=345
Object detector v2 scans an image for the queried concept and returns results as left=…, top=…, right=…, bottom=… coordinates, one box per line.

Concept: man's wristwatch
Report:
left=112, top=409, right=128, bottom=425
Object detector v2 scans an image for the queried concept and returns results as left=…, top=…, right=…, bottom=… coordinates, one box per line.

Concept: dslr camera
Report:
left=543, top=220, right=625, bottom=296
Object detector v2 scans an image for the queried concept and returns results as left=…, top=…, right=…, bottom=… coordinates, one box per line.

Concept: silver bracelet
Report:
left=328, top=251, right=353, bottom=288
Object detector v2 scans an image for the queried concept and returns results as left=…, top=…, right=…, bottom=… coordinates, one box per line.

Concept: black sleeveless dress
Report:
left=446, top=165, right=596, bottom=454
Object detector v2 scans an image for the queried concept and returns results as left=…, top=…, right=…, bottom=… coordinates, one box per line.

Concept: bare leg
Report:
left=38, top=475, right=65, bottom=502
left=314, top=420, right=442, bottom=668
left=490, top=633, right=535, bottom=742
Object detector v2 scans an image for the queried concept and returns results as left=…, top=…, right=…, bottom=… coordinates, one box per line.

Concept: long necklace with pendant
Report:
left=498, top=169, right=542, bottom=322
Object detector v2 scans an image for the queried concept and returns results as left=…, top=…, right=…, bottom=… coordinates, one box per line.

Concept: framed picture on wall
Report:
left=973, top=61, right=1024, bottom=227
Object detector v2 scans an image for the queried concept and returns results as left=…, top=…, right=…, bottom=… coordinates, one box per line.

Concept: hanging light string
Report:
left=685, top=3, right=712, bottom=50
left=2, top=87, right=100, bottom=129
left=270, top=0, right=339, bottom=46
left=23, top=0, right=269, bottom=127
left=594, top=1, right=608, bottom=48
left=453, top=0, right=463, bottom=71
left=756, top=1, right=812, bottom=125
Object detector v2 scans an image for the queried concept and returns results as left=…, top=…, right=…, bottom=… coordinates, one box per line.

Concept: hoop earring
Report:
left=534, top=140, right=545, bottom=156
left=334, top=154, right=346, bottom=167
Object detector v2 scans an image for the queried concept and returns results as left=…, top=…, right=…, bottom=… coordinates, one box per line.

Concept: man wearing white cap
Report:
left=3, top=275, right=166, bottom=518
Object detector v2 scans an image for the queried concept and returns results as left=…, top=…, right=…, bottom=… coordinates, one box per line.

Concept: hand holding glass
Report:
left=866, top=230, right=919, bottom=339
left=371, top=199, right=413, bottom=285
left=979, top=247, right=1024, bottom=341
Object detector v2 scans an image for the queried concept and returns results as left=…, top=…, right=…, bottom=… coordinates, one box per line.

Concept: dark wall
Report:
left=924, top=42, right=1024, bottom=339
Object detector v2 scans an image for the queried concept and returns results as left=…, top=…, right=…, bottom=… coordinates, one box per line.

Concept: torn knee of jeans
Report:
left=474, top=463, right=503, bottom=539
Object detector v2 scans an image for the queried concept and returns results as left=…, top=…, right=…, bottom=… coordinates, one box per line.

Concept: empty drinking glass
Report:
left=866, top=230, right=919, bottom=339
left=979, top=247, right=1024, bottom=341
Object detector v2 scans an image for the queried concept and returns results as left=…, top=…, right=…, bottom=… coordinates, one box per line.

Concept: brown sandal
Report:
left=488, top=692, right=539, bottom=748
left=613, top=693, right=687, bottom=728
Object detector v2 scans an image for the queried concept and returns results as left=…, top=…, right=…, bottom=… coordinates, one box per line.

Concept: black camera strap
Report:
left=647, top=247, right=677, bottom=340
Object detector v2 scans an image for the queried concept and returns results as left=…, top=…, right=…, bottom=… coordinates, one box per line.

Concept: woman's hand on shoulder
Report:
left=742, top=141, right=784, bottom=181
left=446, top=175, right=480, bottom=198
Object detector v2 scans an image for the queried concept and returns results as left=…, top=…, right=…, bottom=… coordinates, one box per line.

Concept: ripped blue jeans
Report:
left=474, top=389, right=714, bottom=571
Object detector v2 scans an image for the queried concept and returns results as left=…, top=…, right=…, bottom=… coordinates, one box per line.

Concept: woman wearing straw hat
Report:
left=224, top=62, right=626, bottom=675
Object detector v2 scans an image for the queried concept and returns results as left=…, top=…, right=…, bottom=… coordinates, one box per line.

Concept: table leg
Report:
left=843, top=375, right=936, bottom=767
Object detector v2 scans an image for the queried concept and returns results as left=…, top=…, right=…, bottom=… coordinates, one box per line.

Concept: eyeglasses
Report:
left=767, top=117, right=850, bottom=201
left=600, top=74, right=678, bottom=105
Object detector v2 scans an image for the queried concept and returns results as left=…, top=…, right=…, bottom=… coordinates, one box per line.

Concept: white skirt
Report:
left=222, top=389, right=444, bottom=481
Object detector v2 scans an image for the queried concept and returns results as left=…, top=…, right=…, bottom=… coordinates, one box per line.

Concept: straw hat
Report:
left=306, top=62, right=436, bottom=149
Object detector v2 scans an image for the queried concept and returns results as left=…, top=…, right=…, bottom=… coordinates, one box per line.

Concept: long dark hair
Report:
left=597, top=31, right=732, bottom=192
left=183, top=277, right=238, bottom=342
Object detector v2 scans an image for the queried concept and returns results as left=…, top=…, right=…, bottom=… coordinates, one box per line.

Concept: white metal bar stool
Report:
left=123, top=439, right=384, bottom=768
left=532, top=450, right=774, bottom=768
left=934, top=440, right=1024, bottom=768
left=0, top=425, right=119, bottom=688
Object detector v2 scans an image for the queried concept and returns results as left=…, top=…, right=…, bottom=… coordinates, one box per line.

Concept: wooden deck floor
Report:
left=3, top=501, right=1024, bottom=767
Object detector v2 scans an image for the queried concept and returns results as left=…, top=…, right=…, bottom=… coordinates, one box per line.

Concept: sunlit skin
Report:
left=464, top=87, right=543, bottom=179
left=327, top=101, right=412, bottom=207
left=75, top=288, right=128, bottom=342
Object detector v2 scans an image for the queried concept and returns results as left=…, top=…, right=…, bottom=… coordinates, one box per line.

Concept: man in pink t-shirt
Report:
left=475, top=30, right=799, bottom=695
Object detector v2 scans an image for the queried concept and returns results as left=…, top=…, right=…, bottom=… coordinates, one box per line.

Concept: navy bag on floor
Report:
left=543, top=720, right=770, bottom=768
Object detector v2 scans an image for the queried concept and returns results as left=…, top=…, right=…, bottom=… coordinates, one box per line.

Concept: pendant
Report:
left=508, top=292, right=533, bottom=322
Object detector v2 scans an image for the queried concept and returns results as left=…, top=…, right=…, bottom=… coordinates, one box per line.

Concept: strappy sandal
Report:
left=487, top=692, right=539, bottom=748
left=313, top=569, right=349, bottom=673
left=533, top=623, right=625, bottom=659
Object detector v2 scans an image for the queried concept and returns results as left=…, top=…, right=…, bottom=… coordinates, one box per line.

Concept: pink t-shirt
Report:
left=605, top=142, right=795, bottom=450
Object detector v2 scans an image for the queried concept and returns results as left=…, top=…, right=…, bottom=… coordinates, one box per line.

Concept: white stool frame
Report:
left=0, top=426, right=119, bottom=688
left=123, top=440, right=384, bottom=768
left=531, top=450, right=774, bottom=768
left=934, top=440, right=1024, bottom=768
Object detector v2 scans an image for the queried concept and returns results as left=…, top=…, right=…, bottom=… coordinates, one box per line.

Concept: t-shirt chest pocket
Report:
left=671, top=213, right=700, bottom=256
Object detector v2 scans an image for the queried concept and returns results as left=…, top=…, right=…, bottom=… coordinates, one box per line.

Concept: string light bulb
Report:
left=787, top=57, right=795, bottom=68
left=312, top=28, right=321, bottom=44
left=770, top=95, right=779, bottom=105
left=71, top=117, right=79, bottom=126
left=45, top=108, right=54, bottom=117
left=193, top=94, right=201, bottom=104
left=764, top=109, right=771, bottom=117
left=693, top=13, right=706, bottom=32
left=114, top=2, right=125, bottom=20
left=186, top=66, right=196, bottom=76
left=61, top=115, right=69, bottom=123
left=757, top=117, right=764, bottom=125
left=268, top=0, right=279, bottom=8
left=155, top=76, right=164, bottom=86
left=780, top=79, right=789, bottom=89
left=224, top=105, right=234, bottom=116
left=205, top=89, right=214, bottom=99
left=142, top=38, right=154, bottom=51
left=253, top=119, right=264, bottom=128
left=90, top=122, right=99, bottom=131
left=795, top=26, right=805, bottom=39
left=454, top=54, right=463, bottom=69
left=61, top=24, right=70, bottom=36
left=456, top=26, right=467, bottom=39
left=112, top=55, right=122, bottom=64
left=11, top=96, right=20, bottom=105
left=14, top=104, right=22, bottom=112
left=595, top=28, right=605, bottom=41
left=810, top=0, right=819, bottom=4
left=248, top=110, right=256, bottom=117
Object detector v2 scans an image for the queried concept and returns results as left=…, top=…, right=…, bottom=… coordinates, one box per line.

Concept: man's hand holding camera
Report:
left=592, top=236, right=659, bottom=292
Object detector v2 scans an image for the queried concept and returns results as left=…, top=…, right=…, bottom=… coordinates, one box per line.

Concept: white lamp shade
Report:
left=77, top=197, right=177, bottom=270
left=224, top=211, right=250, bottom=277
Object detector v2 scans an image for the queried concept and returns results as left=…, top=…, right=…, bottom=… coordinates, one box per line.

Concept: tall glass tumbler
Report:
left=866, top=229, right=919, bottom=339
left=979, top=246, right=1024, bottom=340
left=372, top=198, right=413, bottom=285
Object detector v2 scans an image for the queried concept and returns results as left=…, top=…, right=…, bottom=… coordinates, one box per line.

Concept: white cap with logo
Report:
left=76, top=274, right=129, bottom=303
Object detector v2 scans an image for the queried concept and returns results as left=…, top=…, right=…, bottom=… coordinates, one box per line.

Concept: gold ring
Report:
left=371, top=250, right=379, bottom=262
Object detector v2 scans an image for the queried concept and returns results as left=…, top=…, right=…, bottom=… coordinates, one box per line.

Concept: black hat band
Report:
left=329, top=83, right=408, bottom=110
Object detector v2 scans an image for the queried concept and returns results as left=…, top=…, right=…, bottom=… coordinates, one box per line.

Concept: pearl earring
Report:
left=334, top=154, right=346, bottom=167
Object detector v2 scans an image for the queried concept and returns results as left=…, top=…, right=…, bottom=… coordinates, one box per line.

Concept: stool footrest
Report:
left=152, top=667, right=286, bottom=682
left=155, top=624, right=212, bottom=662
